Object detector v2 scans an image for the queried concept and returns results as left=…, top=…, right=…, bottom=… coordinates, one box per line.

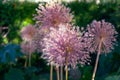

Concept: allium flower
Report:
left=83, top=20, right=117, bottom=80
left=21, top=25, right=37, bottom=41
left=34, top=2, right=73, bottom=28
left=21, top=41, right=36, bottom=55
left=33, top=24, right=72, bottom=52
left=21, top=41, right=36, bottom=67
left=42, top=24, right=89, bottom=67
left=32, top=27, right=48, bottom=52
left=82, top=20, right=117, bottom=53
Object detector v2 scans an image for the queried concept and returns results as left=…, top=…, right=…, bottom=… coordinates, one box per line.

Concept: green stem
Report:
left=28, top=41, right=32, bottom=67
left=28, top=53, right=31, bottom=67
left=24, top=56, right=28, bottom=68
left=65, top=56, right=68, bottom=80
left=92, top=42, right=102, bottom=80
left=60, top=66, right=63, bottom=80
left=56, top=66, right=60, bottom=80
left=50, top=63, right=53, bottom=80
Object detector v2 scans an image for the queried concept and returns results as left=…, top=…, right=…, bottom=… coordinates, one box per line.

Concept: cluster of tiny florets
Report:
left=42, top=24, right=89, bottom=67
left=20, top=25, right=37, bottom=55
left=82, top=20, right=117, bottom=53
left=34, top=2, right=73, bottom=28
left=33, top=2, right=74, bottom=53
left=21, top=41, right=36, bottom=55
left=21, top=25, right=37, bottom=41
left=32, top=27, right=48, bottom=52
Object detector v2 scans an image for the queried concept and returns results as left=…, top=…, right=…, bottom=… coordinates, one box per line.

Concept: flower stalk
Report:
left=28, top=53, right=31, bottom=67
left=92, top=41, right=102, bottom=80
left=60, top=66, right=63, bottom=80
left=24, top=56, right=28, bottom=67
left=50, top=63, right=53, bottom=80
left=65, top=55, right=68, bottom=80
left=56, top=66, right=60, bottom=80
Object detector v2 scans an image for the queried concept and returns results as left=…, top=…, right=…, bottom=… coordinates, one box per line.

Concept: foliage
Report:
left=0, top=1, right=38, bottom=44
left=80, top=66, right=92, bottom=80
left=0, top=43, right=22, bottom=63
left=5, top=68, right=24, bottom=80
left=66, top=1, right=118, bottom=28
left=105, top=75, right=120, bottom=80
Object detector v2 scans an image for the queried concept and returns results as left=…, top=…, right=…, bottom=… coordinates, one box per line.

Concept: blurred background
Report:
left=0, top=0, right=120, bottom=80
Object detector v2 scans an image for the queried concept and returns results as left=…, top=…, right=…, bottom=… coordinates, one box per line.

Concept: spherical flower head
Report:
left=34, top=2, right=73, bottom=28
left=21, top=25, right=37, bottom=41
left=21, top=41, right=36, bottom=55
left=33, top=24, right=72, bottom=52
left=42, top=24, right=89, bottom=67
left=32, top=27, right=48, bottom=52
left=83, top=20, right=117, bottom=53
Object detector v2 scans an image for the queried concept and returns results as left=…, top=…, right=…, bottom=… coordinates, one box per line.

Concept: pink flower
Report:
left=34, top=2, right=73, bottom=28
left=32, top=27, right=47, bottom=52
left=21, top=41, right=36, bottom=55
left=42, top=24, right=89, bottom=67
left=33, top=2, right=73, bottom=53
left=82, top=20, right=117, bottom=53
left=33, top=24, right=72, bottom=52
left=21, top=25, right=37, bottom=41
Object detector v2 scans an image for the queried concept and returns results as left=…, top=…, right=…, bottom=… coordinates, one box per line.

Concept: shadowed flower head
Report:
left=42, top=24, right=89, bottom=67
left=21, top=41, right=36, bottom=55
left=83, top=20, right=117, bottom=53
left=34, top=2, right=73, bottom=28
left=32, top=27, right=47, bottom=52
left=21, top=25, right=37, bottom=41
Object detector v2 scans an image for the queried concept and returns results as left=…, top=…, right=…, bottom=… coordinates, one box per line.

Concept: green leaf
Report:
left=105, top=75, right=120, bottom=80
left=0, top=43, right=22, bottom=63
left=81, top=66, right=92, bottom=80
left=5, top=68, right=24, bottom=80
left=31, top=74, right=39, bottom=80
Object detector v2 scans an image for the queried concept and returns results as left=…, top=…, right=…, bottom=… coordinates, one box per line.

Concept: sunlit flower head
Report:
left=33, top=24, right=72, bottom=52
left=82, top=20, right=117, bottom=53
left=34, top=2, right=73, bottom=28
left=42, top=24, right=89, bottom=67
left=21, top=25, right=37, bottom=41
left=21, top=41, right=36, bottom=55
